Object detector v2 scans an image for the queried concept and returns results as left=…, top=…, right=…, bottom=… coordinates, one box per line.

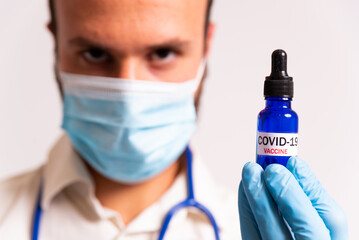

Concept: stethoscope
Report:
left=31, top=147, right=220, bottom=240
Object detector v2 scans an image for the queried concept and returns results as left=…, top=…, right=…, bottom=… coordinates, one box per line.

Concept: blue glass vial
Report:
left=256, top=50, right=298, bottom=169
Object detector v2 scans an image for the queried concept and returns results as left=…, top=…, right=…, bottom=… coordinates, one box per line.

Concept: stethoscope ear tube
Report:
left=157, top=147, right=220, bottom=240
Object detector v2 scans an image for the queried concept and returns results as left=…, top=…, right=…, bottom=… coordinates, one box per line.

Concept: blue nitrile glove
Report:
left=238, top=157, right=349, bottom=240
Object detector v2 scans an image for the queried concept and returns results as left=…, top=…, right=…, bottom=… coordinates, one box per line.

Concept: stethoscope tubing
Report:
left=157, top=147, right=220, bottom=240
left=31, top=147, right=220, bottom=240
left=32, top=186, right=42, bottom=240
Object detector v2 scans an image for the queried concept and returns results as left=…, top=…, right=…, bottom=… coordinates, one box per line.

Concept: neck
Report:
left=87, top=153, right=186, bottom=225
left=265, top=97, right=292, bottom=108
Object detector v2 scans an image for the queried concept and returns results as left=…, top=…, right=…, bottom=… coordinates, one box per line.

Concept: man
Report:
left=0, top=0, right=348, bottom=239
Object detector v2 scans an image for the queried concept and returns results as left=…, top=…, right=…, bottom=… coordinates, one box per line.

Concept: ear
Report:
left=204, top=22, right=216, bottom=58
left=46, top=21, right=59, bottom=57
left=46, top=21, right=56, bottom=37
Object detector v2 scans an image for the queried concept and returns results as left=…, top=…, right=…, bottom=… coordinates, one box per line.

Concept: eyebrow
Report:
left=69, top=37, right=192, bottom=52
left=69, top=37, right=111, bottom=50
left=146, top=39, right=192, bottom=51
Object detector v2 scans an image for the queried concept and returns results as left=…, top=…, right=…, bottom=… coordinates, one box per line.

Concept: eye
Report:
left=149, top=48, right=176, bottom=63
left=82, top=48, right=110, bottom=63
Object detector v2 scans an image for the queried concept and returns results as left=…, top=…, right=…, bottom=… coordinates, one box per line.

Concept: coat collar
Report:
left=42, top=134, right=229, bottom=234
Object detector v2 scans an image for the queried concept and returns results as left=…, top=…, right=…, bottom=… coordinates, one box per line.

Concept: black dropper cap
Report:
left=264, top=49, right=293, bottom=98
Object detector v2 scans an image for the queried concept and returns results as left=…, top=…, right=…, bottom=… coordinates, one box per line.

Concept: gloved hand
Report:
left=238, top=157, right=349, bottom=240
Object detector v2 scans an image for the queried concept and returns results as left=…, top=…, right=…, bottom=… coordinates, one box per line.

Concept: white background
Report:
left=1, top=0, right=358, bottom=238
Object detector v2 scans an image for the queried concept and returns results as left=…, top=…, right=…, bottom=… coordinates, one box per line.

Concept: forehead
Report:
left=54, top=0, right=207, bottom=47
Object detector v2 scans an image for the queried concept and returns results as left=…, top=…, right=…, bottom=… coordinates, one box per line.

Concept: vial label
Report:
left=257, top=132, right=298, bottom=156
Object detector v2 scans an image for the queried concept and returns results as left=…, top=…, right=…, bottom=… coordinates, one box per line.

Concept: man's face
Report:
left=53, top=0, right=212, bottom=83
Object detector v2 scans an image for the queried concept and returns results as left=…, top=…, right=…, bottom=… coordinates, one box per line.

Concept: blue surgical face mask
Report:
left=60, top=61, right=205, bottom=183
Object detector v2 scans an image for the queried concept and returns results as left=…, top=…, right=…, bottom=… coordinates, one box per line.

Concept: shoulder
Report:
left=191, top=148, right=241, bottom=238
left=0, top=167, right=42, bottom=194
left=0, top=167, right=42, bottom=218
left=193, top=160, right=240, bottom=238
left=212, top=183, right=241, bottom=239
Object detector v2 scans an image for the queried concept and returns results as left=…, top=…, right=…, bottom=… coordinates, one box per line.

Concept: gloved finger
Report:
left=286, top=157, right=349, bottom=240
left=264, top=164, right=331, bottom=240
left=241, top=162, right=293, bottom=240
left=238, top=182, right=261, bottom=240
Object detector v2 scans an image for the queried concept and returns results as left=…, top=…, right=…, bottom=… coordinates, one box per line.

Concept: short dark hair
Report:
left=48, top=0, right=214, bottom=37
